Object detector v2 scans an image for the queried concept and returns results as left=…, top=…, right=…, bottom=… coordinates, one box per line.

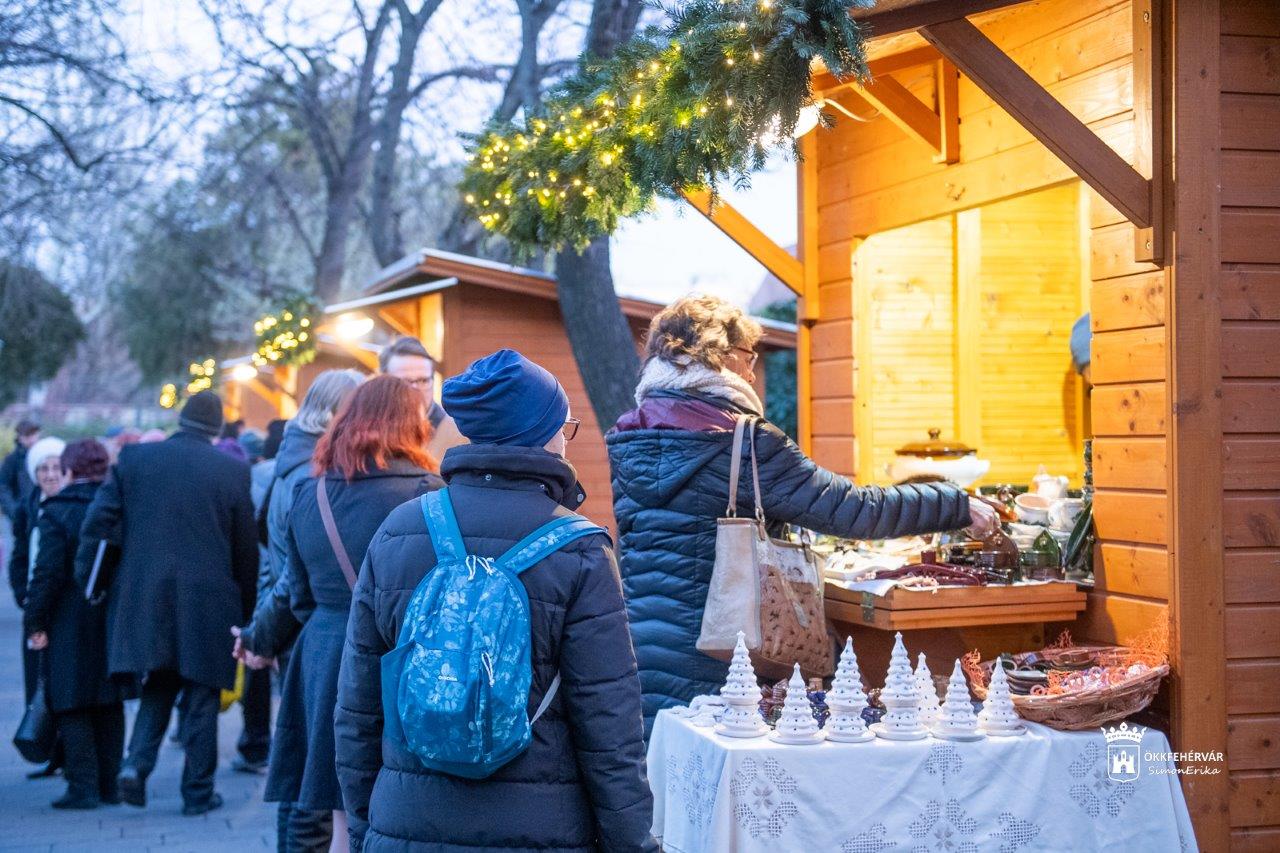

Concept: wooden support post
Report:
left=1167, top=0, right=1228, bottom=846
left=796, top=129, right=821, bottom=452
left=1133, top=0, right=1169, bottom=264
left=682, top=188, right=805, bottom=295
left=936, top=60, right=960, bottom=164
left=314, top=328, right=380, bottom=371
left=919, top=17, right=1153, bottom=228
left=275, top=365, right=299, bottom=419
left=243, top=378, right=284, bottom=415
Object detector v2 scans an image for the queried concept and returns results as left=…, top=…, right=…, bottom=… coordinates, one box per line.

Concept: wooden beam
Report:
left=682, top=188, right=805, bottom=294
left=852, top=75, right=942, bottom=154
left=919, top=17, right=1153, bottom=227
left=852, top=0, right=1024, bottom=40
left=243, top=377, right=285, bottom=415
left=377, top=305, right=417, bottom=338
left=812, top=45, right=942, bottom=92
left=1167, top=0, right=1229, bottom=846
left=315, top=330, right=380, bottom=371
left=937, top=59, right=960, bottom=164
left=1133, top=0, right=1169, bottom=263
left=797, top=130, right=821, bottom=320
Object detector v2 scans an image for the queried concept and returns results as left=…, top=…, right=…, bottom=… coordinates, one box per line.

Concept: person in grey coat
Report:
left=335, top=350, right=656, bottom=852
left=76, top=391, right=258, bottom=816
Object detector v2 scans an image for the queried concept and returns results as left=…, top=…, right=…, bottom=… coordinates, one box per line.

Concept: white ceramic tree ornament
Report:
left=914, top=653, right=941, bottom=728
left=826, top=637, right=874, bottom=743
left=770, top=664, right=825, bottom=744
left=871, top=632, right=930, bottom=741
left=978, top=663, right=1027, bottom=736
left=932, top=660, right=985, bottom=741
left=715, top=631, right=768, bottom=738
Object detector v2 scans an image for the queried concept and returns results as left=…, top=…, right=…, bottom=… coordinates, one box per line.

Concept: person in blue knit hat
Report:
left=334, top=349, right=656, bottom=852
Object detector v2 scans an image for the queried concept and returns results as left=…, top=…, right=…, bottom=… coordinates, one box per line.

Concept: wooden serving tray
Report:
left=824, top=581, right=1087, bottom=631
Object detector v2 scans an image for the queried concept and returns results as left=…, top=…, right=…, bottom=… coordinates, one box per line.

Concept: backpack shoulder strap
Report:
left=418, top=488, right=466, bottom=563
left=495, top=514, right=607, bottom=576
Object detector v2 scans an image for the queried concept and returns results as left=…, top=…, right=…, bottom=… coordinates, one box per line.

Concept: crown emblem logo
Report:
left=1102, top=721, right=1146, bottom=745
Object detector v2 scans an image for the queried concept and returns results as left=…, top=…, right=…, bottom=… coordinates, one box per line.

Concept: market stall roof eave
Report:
left=357, top=248, right=799, bottom=351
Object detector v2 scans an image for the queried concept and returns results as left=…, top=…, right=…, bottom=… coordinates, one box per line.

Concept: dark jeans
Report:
left=56, top=703, right=124, bottom=802
left=238, top=666, right=272, bottom=764
left=277, top=801, right=333, bottom=852
left=123, top=670, right=220, bottom=806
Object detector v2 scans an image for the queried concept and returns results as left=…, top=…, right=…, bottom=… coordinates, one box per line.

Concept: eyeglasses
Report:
left=563, top=417, right=581, bottom=441
left=403, top=375, right=434, bottom=388
left=732, top=347, right=759, bottom=369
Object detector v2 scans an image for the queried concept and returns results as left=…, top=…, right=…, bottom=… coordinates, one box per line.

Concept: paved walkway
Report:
left=0, top=590, right=278, bottom=851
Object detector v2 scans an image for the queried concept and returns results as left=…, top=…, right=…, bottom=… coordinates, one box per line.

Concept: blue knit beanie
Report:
left=442, top=349, right=569, bottom=447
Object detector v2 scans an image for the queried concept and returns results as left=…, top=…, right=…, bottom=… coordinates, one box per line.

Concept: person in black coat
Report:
left=606, top=296, right=1000, bottom=732
left=0, top=418, right=40, bottom=521
left=25, top=439, right=136, bottom=809
left=335, top=350, right=655, bottom=853
left=75, top=391, right=259, bottom=816
left=238, top=375, right=442, bottom=852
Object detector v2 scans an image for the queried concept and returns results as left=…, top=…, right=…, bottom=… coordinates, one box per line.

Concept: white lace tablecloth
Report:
left=648, top=711, right=1198, bottom=852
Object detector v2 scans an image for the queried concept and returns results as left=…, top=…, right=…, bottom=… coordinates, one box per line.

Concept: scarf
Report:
left=634, top=357, right=764, bottom=415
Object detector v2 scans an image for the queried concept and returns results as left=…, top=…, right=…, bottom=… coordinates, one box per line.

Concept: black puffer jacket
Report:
left=334, top=444, right=655, bottom=853
left=606, top=390, right=972, bottom=731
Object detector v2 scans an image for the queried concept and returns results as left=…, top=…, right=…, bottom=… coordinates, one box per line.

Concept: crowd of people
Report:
left=1, top=295, right=994, bottom=852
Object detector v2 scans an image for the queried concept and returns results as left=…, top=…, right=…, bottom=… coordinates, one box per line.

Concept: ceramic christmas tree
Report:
left=914, top=653, right=941, bottom=728
left=826, top=637, right=874, bottom=743
left=770, top=664, right=825, bottom=744
left=978, top=663, right=1027, bottom=737
left=716, top=632, right=768, bottom=738
left=932, top=660, right=985, bottom=741
left=871, top=633, right=930, bottom=741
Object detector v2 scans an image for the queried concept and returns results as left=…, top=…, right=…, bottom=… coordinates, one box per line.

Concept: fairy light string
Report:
left=459, top=0, right=870, bottom=252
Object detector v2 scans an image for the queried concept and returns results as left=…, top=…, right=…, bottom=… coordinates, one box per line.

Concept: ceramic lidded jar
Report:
left=887, top=429, right=991, bottom=488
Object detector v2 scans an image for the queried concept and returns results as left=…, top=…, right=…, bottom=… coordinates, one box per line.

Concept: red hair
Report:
left=313, top=375, right=438, bottom=479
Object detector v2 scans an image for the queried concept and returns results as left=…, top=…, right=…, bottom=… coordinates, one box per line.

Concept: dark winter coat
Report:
left=0, top=444, right=31, bottom=519
left=334, top=444, right=656, bottom=853
left=261, top=458, right=443, bottom=811
left=7, top=487, right=39, bottom=608
left=606, top=390, right=972, bottom=730
left=75, top=429, right=259, bottom=691
left=241, top=424, right=319, bottom=656
left=24, top=481, right=135, bottom=712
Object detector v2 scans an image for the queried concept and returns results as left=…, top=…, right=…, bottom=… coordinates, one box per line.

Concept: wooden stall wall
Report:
left=811, top=0, right=1138, bottom=486
left=1218, top=1, right=1280, bottom=847
left=440, top=286, right=656, bottom=533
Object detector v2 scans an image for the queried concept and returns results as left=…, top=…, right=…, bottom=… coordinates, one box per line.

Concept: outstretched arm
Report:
left=747, top=420, right=973, bottom=539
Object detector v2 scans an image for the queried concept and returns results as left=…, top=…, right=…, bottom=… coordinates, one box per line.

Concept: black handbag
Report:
left=13, top=657, right=55, bottom=764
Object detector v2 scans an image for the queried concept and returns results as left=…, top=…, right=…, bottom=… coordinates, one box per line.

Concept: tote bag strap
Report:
left=725, top=416, right=750, bottom=517
left=316, top=478, right=358, bottom=591
left=746, top=420, right=766, bottom=523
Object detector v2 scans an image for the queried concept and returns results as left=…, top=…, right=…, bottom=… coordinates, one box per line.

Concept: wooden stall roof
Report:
left=354, top=248, right=799, bottom=350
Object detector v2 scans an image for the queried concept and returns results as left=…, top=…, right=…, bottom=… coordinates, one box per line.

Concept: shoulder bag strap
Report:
left=316, top=478, right=358, bottom=590
left=747, top=419, right=766, bottom=523
left=418, top=488, right=466, bottom=563
left=725, top=416, right=749, bottom=517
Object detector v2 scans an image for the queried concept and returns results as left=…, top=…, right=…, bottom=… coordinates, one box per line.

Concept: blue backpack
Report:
left=381, top=487, right=606, bottom=779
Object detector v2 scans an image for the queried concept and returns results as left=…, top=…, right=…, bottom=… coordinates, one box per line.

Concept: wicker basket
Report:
left=963, top=645, right=1169, bottom=731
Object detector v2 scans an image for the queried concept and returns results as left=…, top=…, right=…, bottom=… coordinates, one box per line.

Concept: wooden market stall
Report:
left=686, top=0, right=1280, bottom=847
left=227, top=249, right=797, bottom=532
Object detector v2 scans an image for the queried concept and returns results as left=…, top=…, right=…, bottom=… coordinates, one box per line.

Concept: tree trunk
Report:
left=313, top=1, right=393, bottom=300
left=554, top=239, right=640, bottom=427
left=369, top=0, right=446, bottom=267
left=551, top=0, right=647, bottom=427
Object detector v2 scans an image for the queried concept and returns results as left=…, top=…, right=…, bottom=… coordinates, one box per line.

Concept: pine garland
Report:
left=459, top=0, right=870, bottom=252
left=253, top=296, right=317, bottom=368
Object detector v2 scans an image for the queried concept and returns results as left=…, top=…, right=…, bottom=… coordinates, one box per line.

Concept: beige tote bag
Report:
left=697, top=417, right=835, bottom=681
